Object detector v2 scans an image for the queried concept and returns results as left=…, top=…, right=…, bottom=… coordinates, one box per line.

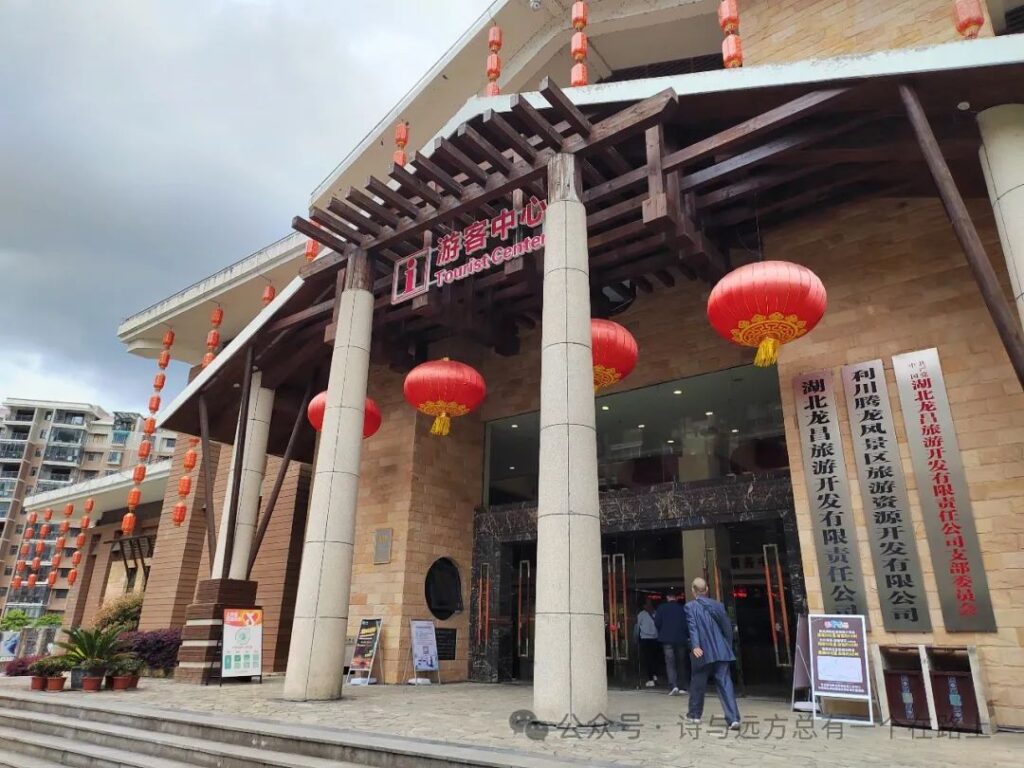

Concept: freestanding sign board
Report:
left=221, top=608, right=263, bottom=681
left=0, top=631, right=19, bottom=662
left=408, top=619, right=440, bottom=684
left=808, top=613, right=874, bottom=725
left=346, top=617, right=382, bottom=685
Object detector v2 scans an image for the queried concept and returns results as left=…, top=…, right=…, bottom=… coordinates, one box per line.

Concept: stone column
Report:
left=210, top=371, right=274, bottom=580
left=978, top=104, right=1024, bottom=329
left=533, top=154, right=608, bottom=725
left=284, top=252, right=373, bottom=701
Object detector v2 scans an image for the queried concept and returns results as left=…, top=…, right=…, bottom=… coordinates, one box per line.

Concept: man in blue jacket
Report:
left=684, top=577, right=740, bottom=728
left=654, top=591, right=689, bottom=695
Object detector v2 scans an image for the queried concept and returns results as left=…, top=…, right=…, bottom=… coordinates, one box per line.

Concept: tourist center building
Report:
left=95, top=0, right=1024, bottom=729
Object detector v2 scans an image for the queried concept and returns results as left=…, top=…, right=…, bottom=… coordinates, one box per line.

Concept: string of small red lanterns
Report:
left=68, top=498, right=91, bottom=587
left=393, top=121, right=410, bottom=167
left=202, top=307, right=222, bottom=368
left=570, top=1, right=589, bottom=87
left=485, top=24, right=503, bottom=96
left=172, top=437, right=200, bottom=527
left=719, top=1, right=743, bottom=69
left=953, top=0, right=984, bottom=38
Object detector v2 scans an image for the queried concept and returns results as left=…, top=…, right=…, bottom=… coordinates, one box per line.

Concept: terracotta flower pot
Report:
left=45, top=677, right=66, bottom=692
left=81, top=676, right=103, bottom=692
left=111, top=676, right=131, bottom=691
left=127, top=674, right=140, bottom=690
left=30, top=676, right=46, bottom=691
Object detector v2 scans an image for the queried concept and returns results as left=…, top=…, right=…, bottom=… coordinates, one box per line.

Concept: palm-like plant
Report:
left=56, top=626, right=130, bottom=673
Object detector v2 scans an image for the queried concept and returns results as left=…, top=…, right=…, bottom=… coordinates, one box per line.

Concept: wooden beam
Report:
left=457, top=123, right=515, bottom=174
left=540, top=77, right=591, bottom=137
left=390, top=162, right=443, bottom=207
left=663, top=87, right=851, bottom=173
left=197, top=395, right=217, bottom=574
left=696, top=166, right=820, bottom=208
left=327, top=198, right=382, bottom=236
left=583, top=166, right=647, bottom=206
left=432, top=137, right=490, bottom=185
left=246, top=381, right=311, bottom=579
left=221, top=344, right=253, bottom=578
left=510, top=94, right=564, bottom=149
left=265, top=299, right=334, bottom=334
left=293, top=216, right=354, bottom=255
left=411, top=152, right=465, bottom=196
left=900, top=84, right=1024, bottom=390
left=483, top=109, right=538, bottom=162
left=654, top=269, right=675, bottom=287
left=346, top=187, right=403, bottom=228
left=367, top=176, right=423, bottom=219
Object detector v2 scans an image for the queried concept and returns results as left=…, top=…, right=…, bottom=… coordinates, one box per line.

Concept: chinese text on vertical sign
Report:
left=893, top=349, right=995, bottom=632
left=391, top=197, right=546, bottom=305
left=841, top=361, right=931, bottom=632
left=793, top=371, right=868, bottom=620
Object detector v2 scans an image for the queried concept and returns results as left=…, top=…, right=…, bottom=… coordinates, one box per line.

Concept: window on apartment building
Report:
left=163, top=438, right=176, bottom=450
left=7, top=546, right=15, bottom=555
left=105, top=470, right=117, bottom=477
left=38, top=429, right=46, bottom=440
left=81, top=470, right=97, bottom=480
left=3, top=567, right=11, bottom=576
left=53, top=589, right=68, bottom=599
left=107, top=451, right=122, bottom=464
left=15, top=525, right=22, bottom=534
left=44, top=411, right=52, bottom=421
left=30, top=467, right=37, bottom=476
left=0, top=588, right=6, bottom=598
left=34, top=449, right=41, bottom=457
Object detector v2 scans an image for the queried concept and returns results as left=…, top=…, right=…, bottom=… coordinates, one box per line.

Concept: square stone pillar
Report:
left=177, top=578, right=258, bottom=683
left=283, top=252, right=373, bottom=701
left=532, top=154, right=608, bottom=725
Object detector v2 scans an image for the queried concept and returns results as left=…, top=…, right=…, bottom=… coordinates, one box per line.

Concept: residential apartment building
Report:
left=0, top=398, right=175, bottom=616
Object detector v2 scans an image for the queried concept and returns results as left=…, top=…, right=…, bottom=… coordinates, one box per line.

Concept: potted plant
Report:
left=27, top=657, right=49, bottom=691
left=110, top=657, right=143, bottom=690
left=32, top=656, right=71, bottom=692
left=56, top=626, right=129, bottom=693
left=80, top=659, right=107, bottom=692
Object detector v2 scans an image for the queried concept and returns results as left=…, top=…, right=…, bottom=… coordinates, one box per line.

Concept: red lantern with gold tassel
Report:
left=394, top=121, right=410, bottom=167
left=183, top=443, right=198, bottom=471
left=25, top=527, right=35, bottom=540
left=39, top=524, right=50, bottom=539
left=67, top=569, right=78, bottom=587
left=723, top=34, right=743, bottom=68
left=27, top=574, right=37, bottom=588
left=133, top=464, right=147, bottom=484
left=11, top=577, right=21, bottom=590
left=59, top=520, right=70, bottom=534
left=306, top=394, right=383, bottom=439
left=26, top=510, right=37, bottom=526
left=305, top=221, right=321, bottom=263
left=47, top=572, right=57, bottom=588
left=570, top=1, right=589, bottom=86
left=31, top=557, right=40, bottom=572
left=43, top=508, right=53, bottom=522
left=84, top=498, right=94, bottom=514
left=15, top=560, right=25, bottom=574
left=403, top=359, right=486, bottom=436
left=72, top=551, right=82, bottom=566
left=591, top=319, right=639, bottom=392
left=172, top=502, right=188, bottom=526
left=718, top=0, right=739, bottom=34
left=19, top=543, right=28, bottom=558
left=76, top=533, right=86, bottom=548
left=153, top=372, right=166, bottom=392
left=485, top=24, right=502, bottom=96
left=138, top=439, right=152, bottom=460
left=121, top=513, right=137, bottom=535
left=953, top=0, right=984, bottom=38
left=51, top=553, right=62, bottom=569
left=55, top=536, right=65, bottom=550
left=707, top=261, right=827, bottom=367
left=34, top=541, right=44, bottom=556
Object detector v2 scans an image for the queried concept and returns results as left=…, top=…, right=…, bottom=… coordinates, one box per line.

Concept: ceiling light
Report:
left=957, top=101, right=971, bottom=111
left=510, top=424, right=518, bottom=429
left=731, top=428, right=739, bottom=434
left=666, top=439, right=675, bottom=444
left=601, top=405, right=610, bottom=411
left=672, top=389, right=683, bottom=395
left=509, top=466, right=516, bottom=471
left=705, top=411, right=714, bottom=417
left=637, top=424, right=645, bottom=429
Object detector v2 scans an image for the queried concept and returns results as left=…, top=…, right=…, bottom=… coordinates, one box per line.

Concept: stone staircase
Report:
left=0, top=690, right=604, bottom=768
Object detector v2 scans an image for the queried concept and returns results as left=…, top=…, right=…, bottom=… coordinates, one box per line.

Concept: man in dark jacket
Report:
left=684, top=577, right=740, bottom=727
left=654, top=591, right=689, bottom=695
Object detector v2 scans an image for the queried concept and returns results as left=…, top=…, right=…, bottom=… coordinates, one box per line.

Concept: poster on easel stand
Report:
left=220, top=608, right=263, bottom=684
left=407, top=619, right=440, bottom=685
left=808, top=613, right=874, bottom=725
left=347, top=618, right=382, bottom=686
left=790, top=614, right=817, bottom=714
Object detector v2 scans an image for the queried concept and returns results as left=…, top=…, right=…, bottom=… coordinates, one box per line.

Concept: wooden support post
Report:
left=197, top=394, right=217, bottom=575
left=221, top=344, right=254, bottom=577
left=246, top=380, right=312, bottom=579
left=900, top=84, right=1024, bottom=390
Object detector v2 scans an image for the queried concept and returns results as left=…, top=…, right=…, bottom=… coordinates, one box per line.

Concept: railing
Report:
left=43, top=446, right=81, bottom=463
left=33, top=479, right=73, bottom=494
left=47, top=430, right=84, bottom=446
left=4, top=412, right=35, bottom=424
left=53, top=413, right=86, bottom=426
left=0, top=480, right=17, bottom=498
left=111, top=430, right=130, bottom=446
left=0, top=471, right=19, bottom=479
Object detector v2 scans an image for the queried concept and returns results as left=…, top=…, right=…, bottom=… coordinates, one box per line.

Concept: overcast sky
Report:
left=0, top=0, right=493, bottom=413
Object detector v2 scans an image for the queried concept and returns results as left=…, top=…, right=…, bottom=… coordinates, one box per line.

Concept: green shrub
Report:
left=0, top=609, right=31, bottom=632
left=91, top=593, right=144, bottom=634
left=31, top=613, right=63, bottom=629
left=56, top=626, right=129, bottom=669
left=29, top=656, right=74, bottom=677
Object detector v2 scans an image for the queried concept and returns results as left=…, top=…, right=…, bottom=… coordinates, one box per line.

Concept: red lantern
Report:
left=80, top=514, right=90, bottom=529
left=485, top=24, right=501, bottom=98
left=51, top=553, right=61, bottom=568
left=55, top=536, right=65, bottom=550
left=143, top=417, right=156, bottom=435
left=707, top=260, right=827, bottom=367
left=172, top=502, right=187, bottom=526
left=43, top=508, right=53, bottom=521
left=11, top=576, right=21, bottom=589
left=133, top=464, right=147, bottom=484
left=307, top=393, right=383, bottom=439
left=206, top=329, right=221, bottom=350
left=571, top=0, right=588, bottom=30
left=162, top=329, right=175, bottom=348
left=153, top=372, right=166, bottom=391
left=35, top=541, right=44, bottom=556
left=39, top=524, right=50, bottom=539
left=591, top=319, right=639, bottom=391
left=15, top=560, right=25, bottom=573
left=953, top=0, right=984, bottom=38
left=138, top=440, right=152, bottom=460
left=72, top=551, right=82, bottom=566
left=571, top=62, right=588, bottom=88
left=148, top=395, right=161, bottom=414
left=25, top=527, right=35, bottom=540
left=718, top=0, right=739, bottom=34
left=121, top=512, right=136, bottom=535
left=403, top=359, right=486, bottom=436
left=19, top=543, right=28, bottom=558
left=394, top=121, right=409, bottom=166
left=723, top=34, right=743, bottom=68
left=68, top=569, right=78, bottom=587
left=178, top=475, right=192, bottom=497
left=62, top=504, right=71, bottom=518
left=486, top=52, right=501, bottom=81
left=158, top=350, right=171, bottom=369
left=26, top=511, right=37, bottom=526
left=27, top=574, right=37, bottom=588
left=76, top=533, right=86, bottom=548
left=127, top=487, right=141, bottom=510
left=488, top=23, right=503, bottom=52
left=305, top=239, right=320, bottom=263
left=262, top=284, right=277, bottom=305
left=31, top=557, right=40, bottom=572
left=210, top=307, right=224, bottom=328
left=571, top=31, right=588, bottom=62
left=183, top=447, right=198, bottom=471
left=202, top=352, right=215, bottom=368
left=47, top=572, right=57, bottom=588
left=84, top=498, right=94, bottom=514
left=59, top=521, right=70, bottom=534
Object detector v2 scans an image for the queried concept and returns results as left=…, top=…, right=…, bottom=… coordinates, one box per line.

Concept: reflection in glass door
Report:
left=602, top=553, right=629, bottom=665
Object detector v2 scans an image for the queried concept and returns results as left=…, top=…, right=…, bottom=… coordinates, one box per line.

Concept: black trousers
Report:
left=639, top=638, right=661, bottom=681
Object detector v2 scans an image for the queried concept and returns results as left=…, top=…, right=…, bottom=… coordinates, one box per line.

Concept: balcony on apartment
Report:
left=52, top=410, right=88, bottom=428
left=0, top=439, right=27, bottom=460
left=32, top=478, right=75, bottom=495
left=0, top=479, right=19, bottom=499
left=2, top=409, right=36, bottom=425
left=47, top=427, right=85, bottom=446
left=42, top=444, right=81, bottom=465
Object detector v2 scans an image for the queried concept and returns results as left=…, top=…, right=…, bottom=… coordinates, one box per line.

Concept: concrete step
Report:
left=0, top=707, right=362, bottom=768
left=0, top=691, right=616, bottom=768
left=0, top=725, right=197, bottom=768
left=0, top=752, right=70, bottom=768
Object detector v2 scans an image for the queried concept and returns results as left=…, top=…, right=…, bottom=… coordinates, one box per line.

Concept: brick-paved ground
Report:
left=4, top=676, right=1019, bottom=767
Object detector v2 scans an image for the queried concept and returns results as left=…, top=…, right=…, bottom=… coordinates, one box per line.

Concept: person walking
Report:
left=684, top=577, right=740, bottom=728
left=635, top=598, right=660, bottom=688
left=654, top=591, right=689, bottom=695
